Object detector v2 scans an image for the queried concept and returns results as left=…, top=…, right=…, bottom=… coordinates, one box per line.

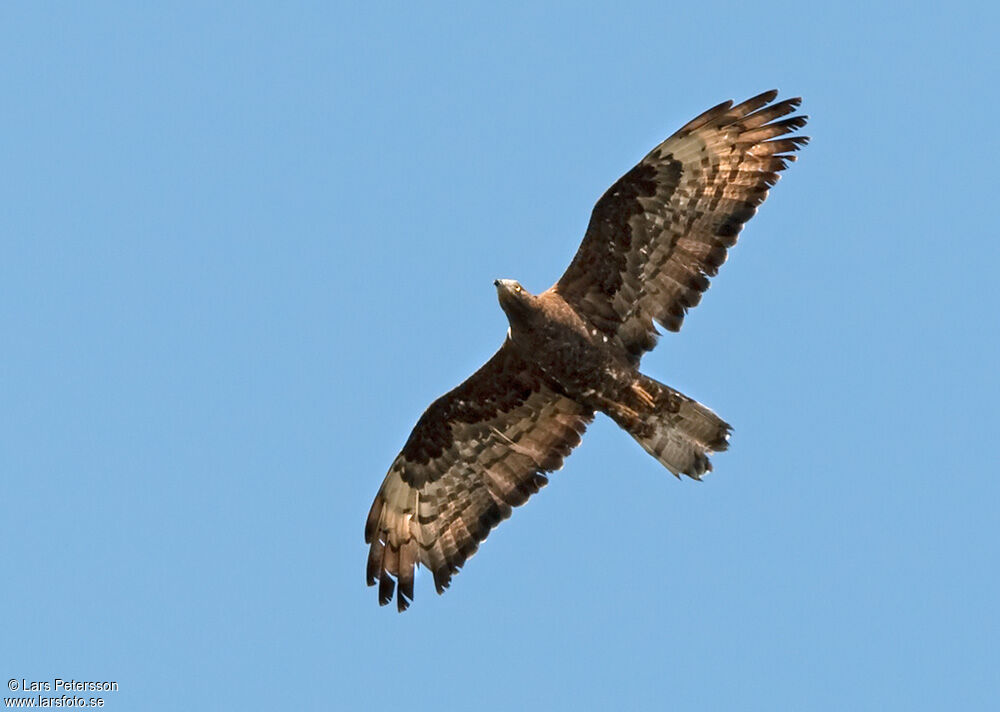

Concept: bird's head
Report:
left=494, top=278, right=534, bottom=323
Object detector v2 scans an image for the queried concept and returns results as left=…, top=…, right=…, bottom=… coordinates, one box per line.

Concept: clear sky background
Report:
left=2, top=2, right=998, bottom=710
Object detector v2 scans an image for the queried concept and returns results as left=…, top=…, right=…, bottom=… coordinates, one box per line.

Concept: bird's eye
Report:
left=515, top=284, right=522, bottom=293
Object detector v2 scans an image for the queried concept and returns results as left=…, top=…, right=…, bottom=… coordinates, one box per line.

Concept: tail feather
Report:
left=612, top=376, right=731, bottom=479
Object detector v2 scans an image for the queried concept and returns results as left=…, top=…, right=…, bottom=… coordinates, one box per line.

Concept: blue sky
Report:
left=2, top=2, right=998, bottom=710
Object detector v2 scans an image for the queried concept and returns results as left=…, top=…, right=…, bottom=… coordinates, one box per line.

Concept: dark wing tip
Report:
left=678, top=98, right=735, bottom=133
left=378, top=571, right=395, bottom=606
left=365, top=537, right=384, bottom=586
left=712, top=422, right=733, bottom=453
left=744, top=88, right=779, bottom=107
left=396, top=590, right=412, bottom=612
left=433, top=566, right=454, bottom=594
left=791, top=135, right=811, bottom=151
left=396, top=542, right=416, bottom=611
left=773, top=115, right=809, bottom=131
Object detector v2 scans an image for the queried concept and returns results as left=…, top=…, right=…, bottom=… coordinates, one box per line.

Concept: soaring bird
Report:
left=365, top=90, right=808, bottom=610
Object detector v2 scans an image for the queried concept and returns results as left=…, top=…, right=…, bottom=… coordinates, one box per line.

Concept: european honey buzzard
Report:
left=365, top=91, right=809, bottom=610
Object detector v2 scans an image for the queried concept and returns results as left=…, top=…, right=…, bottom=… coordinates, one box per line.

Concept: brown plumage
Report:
left=365, top=91, right=809, bottom=610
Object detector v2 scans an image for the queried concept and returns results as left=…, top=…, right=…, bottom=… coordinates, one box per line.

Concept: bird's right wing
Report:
left=365, top=341, right=593, bottom=611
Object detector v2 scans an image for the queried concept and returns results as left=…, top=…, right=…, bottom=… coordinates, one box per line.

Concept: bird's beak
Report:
left=493, top=279, right=500, bottom=287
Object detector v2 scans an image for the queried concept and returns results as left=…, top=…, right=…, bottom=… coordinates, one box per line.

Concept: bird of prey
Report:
left=365, top=90, right=808, bottom=610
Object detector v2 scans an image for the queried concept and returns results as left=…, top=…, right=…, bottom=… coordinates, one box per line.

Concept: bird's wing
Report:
left=365, top=341, right=593, bottom=611
left=555, top=90, right=808, bottom=363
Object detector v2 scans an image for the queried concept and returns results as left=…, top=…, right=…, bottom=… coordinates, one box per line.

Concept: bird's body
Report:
left=365, top=91, right=809, bottom=610
left=497, top=280, right=629, bottom=404
left=495, top=280, right=715, bottom=454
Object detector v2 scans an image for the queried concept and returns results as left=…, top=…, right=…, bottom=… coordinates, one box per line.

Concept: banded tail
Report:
left=606, top=374, right=731, bottom=479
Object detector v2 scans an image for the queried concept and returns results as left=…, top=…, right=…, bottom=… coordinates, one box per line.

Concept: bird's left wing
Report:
left=365, top=341, right=593, bottom=611
left=555, top=90, right=808, bottom=363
